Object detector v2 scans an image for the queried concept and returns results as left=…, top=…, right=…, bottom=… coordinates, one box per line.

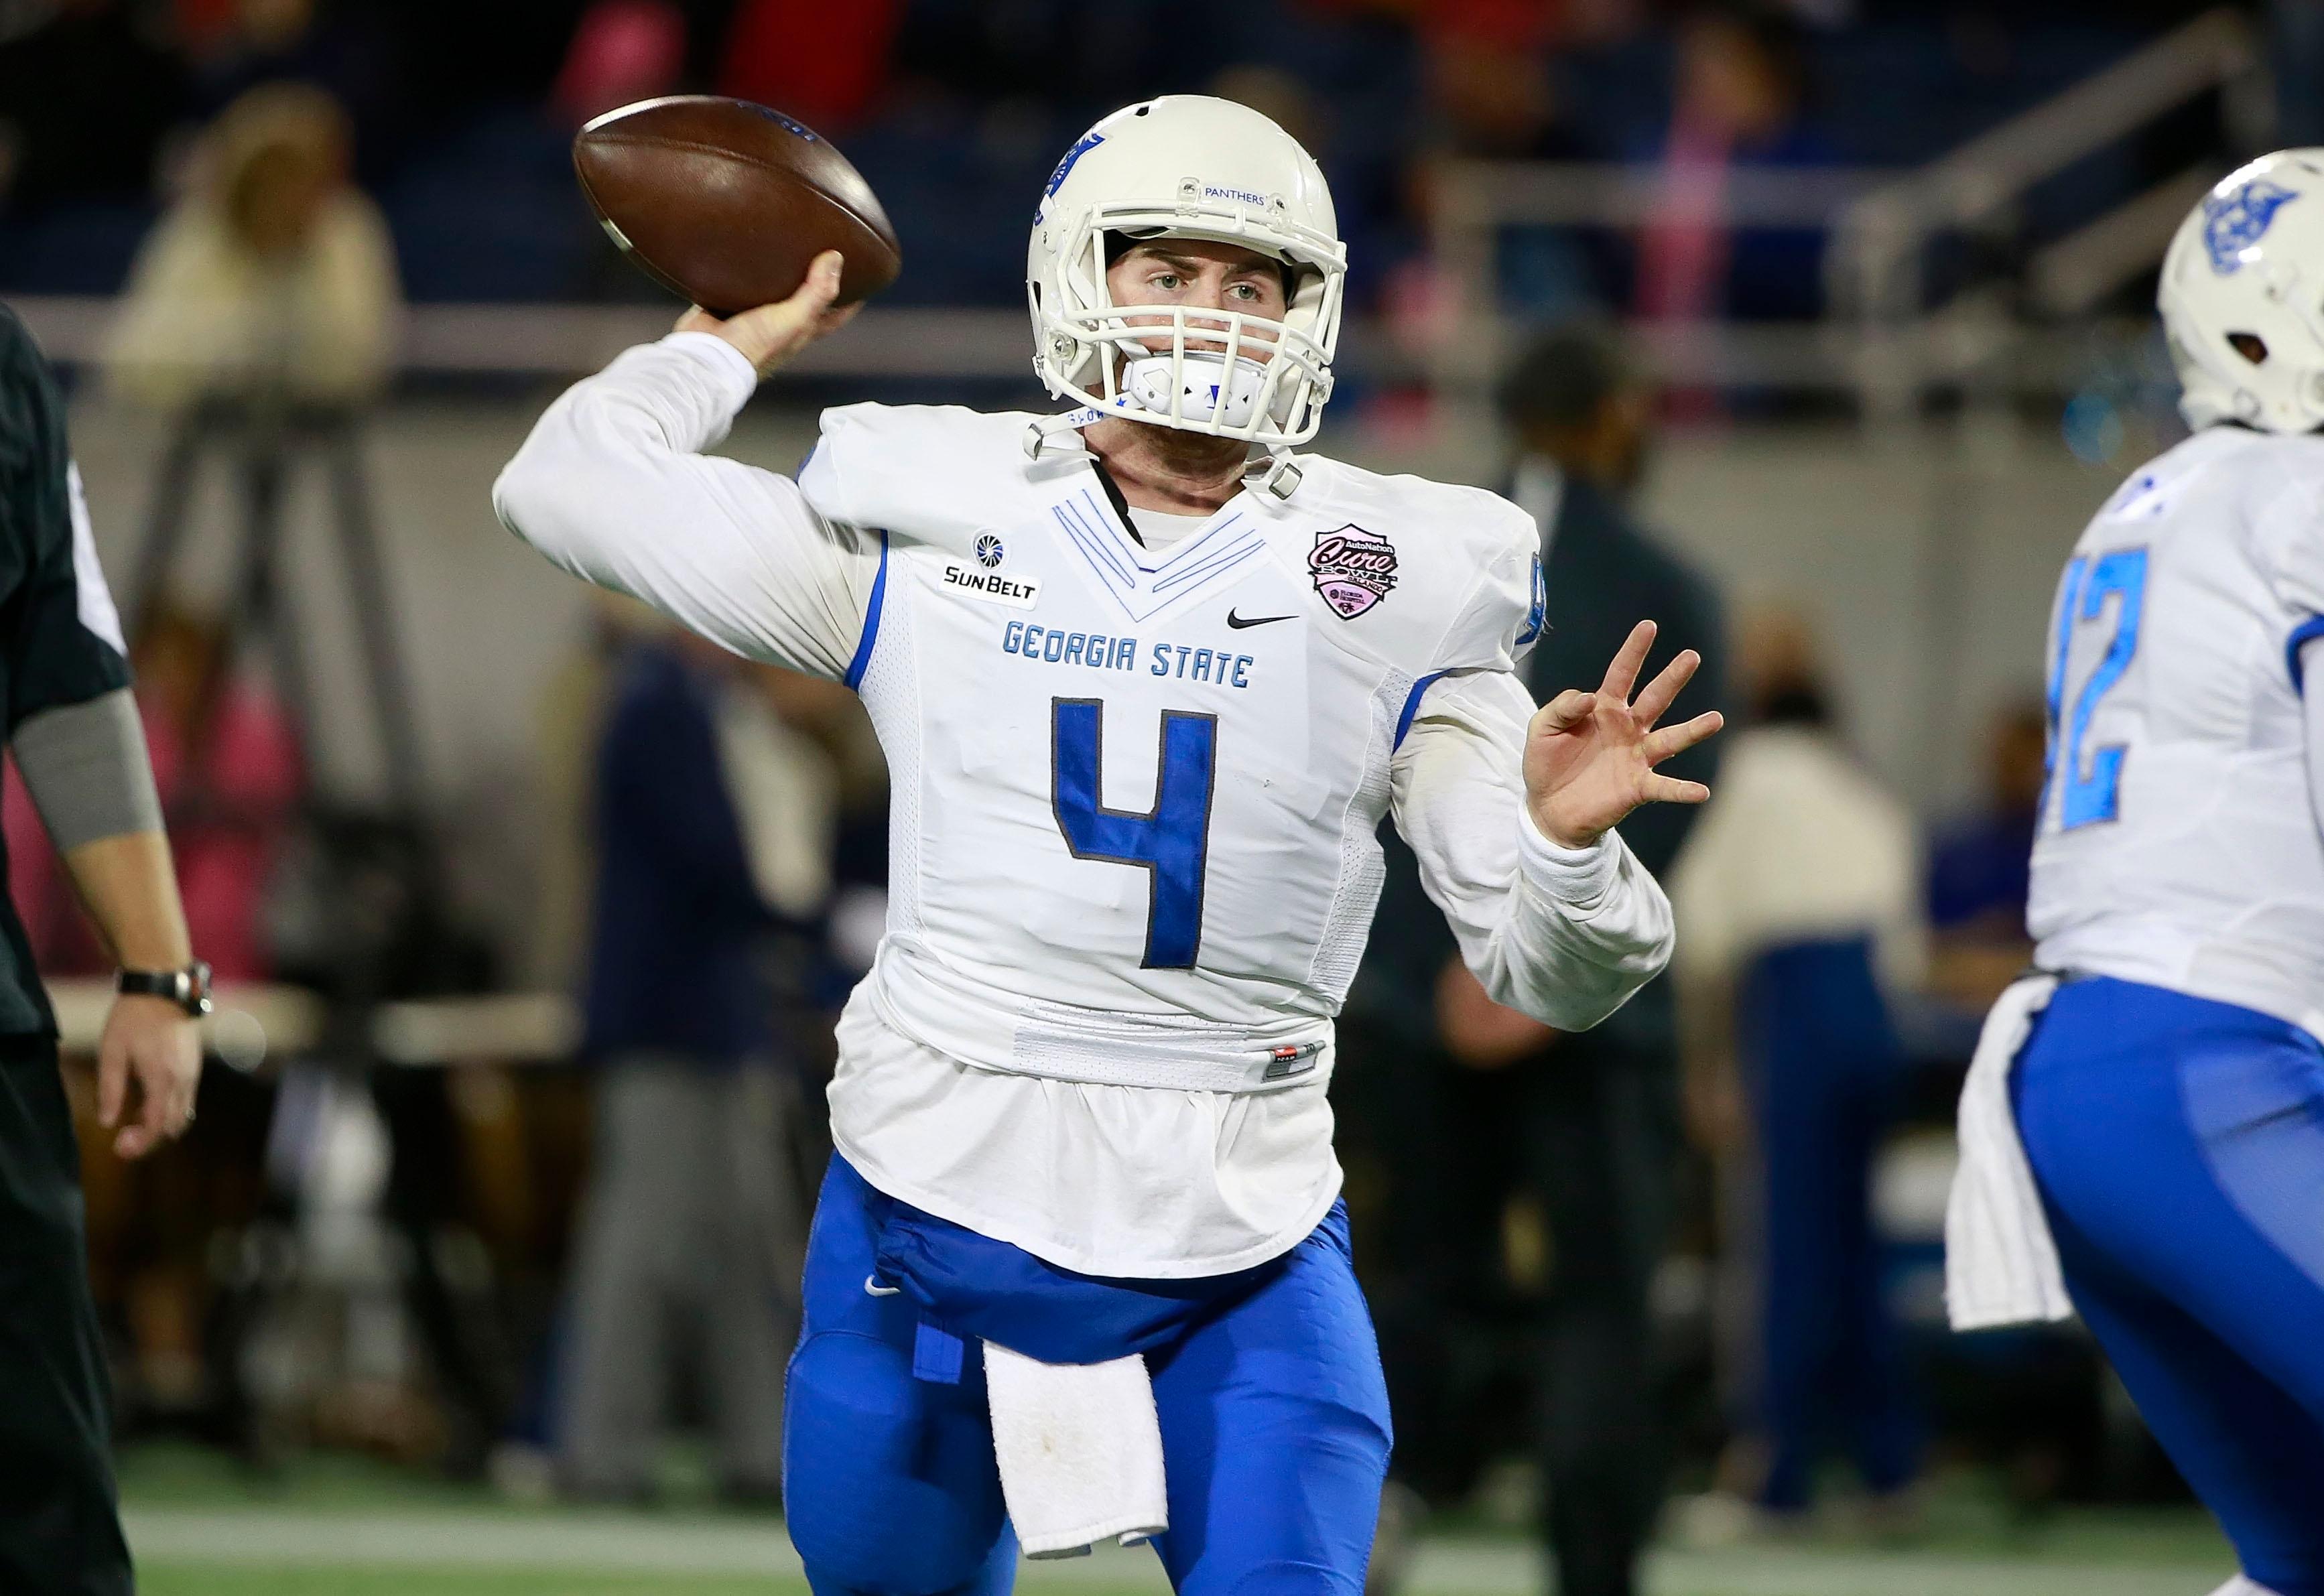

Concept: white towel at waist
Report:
left=983, top=1341, right=1168, bottom=1558
left=1944, top=972, right=2073, bottom=1331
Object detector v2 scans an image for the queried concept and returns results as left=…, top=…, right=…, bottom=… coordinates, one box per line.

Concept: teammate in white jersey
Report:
left=497, top=96, right=1722, bottom=1591
left=1949, top=151, right=2324, bottom=1596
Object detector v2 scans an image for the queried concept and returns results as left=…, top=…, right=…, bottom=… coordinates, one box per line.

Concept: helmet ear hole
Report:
left=2229, top=332, right=2270, bottom=365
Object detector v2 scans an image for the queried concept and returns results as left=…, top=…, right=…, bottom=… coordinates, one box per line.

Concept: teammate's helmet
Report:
left=1027, top=96, right=1347, bottom=450
left=2160, top=150, right=2324, bottom=434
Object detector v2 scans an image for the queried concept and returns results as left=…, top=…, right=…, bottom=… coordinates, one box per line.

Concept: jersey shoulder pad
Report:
left=1291, top=458, right=1543, bottom=676
left=798, top=403, right=1040, bottom=538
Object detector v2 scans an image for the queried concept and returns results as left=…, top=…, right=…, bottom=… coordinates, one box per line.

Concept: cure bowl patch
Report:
left=1308, top=526, right=1398, bottom=619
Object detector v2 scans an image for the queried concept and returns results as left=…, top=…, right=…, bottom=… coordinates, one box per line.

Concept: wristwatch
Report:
left=117, top=961, right=214, bottom=1018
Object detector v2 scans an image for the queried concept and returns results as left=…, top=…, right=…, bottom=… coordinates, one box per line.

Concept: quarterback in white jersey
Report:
left=498, top=96, right=1721, bottom=1591
left=1949, top=152, right=2324, bottom=1596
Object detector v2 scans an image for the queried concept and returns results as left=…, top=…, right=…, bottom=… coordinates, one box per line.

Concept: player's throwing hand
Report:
left=676, top=249, right=860, bottom=378
left=1525, top=619, right=1724, bottom=849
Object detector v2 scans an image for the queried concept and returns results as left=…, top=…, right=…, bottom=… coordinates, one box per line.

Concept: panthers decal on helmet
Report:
left=1045, top=133, right=1105, bottom=200
left=2203, top=178, right=2299, bottom=275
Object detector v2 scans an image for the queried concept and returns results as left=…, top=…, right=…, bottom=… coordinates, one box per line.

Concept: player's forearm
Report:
left=16, top=690, right=188, bottom=967
left=1466, top=818, right=1673, bottom=1028
left=1395, top=676, right=1674, bottom=1029
left=60, top=829, right=192, bottom=970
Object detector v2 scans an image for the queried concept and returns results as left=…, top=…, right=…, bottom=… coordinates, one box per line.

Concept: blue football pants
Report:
left=2014, top=976, right=2324, bottom=1596
left=782, top=1157, right=1393, bottom=1596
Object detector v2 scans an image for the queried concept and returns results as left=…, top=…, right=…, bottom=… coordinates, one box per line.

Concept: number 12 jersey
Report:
left=2030, top=424, right=2324, bottom=1036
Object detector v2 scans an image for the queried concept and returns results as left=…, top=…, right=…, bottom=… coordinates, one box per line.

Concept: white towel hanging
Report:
left=984, top=1341, right=1169, bottom=1558
left=1945, top=973, right=2075, bottom=1331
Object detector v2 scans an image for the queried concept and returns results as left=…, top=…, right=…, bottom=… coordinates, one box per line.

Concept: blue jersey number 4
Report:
left=1051, top=698, right=1219, bottom=970
left=2043, top=547, right=2148, bottom=832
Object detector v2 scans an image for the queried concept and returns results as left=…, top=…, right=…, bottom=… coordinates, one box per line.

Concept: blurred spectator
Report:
left=1669, top=609, right=1925, bottom=1528
left=1488, top=322, right=1726, bottom=1596
left=558, top=630, right=836, bottom=1504
left=1356, top=322, right=1724, bottom=1596
left=105, top=83, right=400, bottom=410
left=186, top=0, right=399, bottom=163
left=1635, top=1, right=1831, bottom=334
left=1924, top=700, right=2045, bottom=1010
left=550, top=1, right=688, bottom=129
left=717, top=0, right=901, bottom=133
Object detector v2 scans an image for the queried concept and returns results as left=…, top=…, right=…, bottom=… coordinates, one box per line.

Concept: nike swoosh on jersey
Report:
left=1226, top=610, right=1297, bottom=629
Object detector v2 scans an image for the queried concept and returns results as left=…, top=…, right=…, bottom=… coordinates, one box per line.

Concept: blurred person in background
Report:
left=185, top=0, right=399, bottom=165
left=1924, top=700, right=2045, bottom=1010
left=1356, top=322, right=1724, bottom=1596
left=1636, top=0, right=1831, bottom=364
left=1492, top=322, right=1725, bottom=1596
left=557, top=625, right=836, bottom=1505
left=550, top=1, right=689, bottom=129
left=106, top=81, right=399, bottom=412
left=715, top=0, right=901, bottom=134
left=0, top=307, right=208, bottom=1595
left=1670, top=609, right=1925, bottom=1534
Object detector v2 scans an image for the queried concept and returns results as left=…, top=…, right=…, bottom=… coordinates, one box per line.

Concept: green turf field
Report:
left=119, top=1443, right=2237, bottom=1596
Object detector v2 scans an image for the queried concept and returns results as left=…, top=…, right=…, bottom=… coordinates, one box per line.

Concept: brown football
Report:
left=573, top=96, right=901, bottom=316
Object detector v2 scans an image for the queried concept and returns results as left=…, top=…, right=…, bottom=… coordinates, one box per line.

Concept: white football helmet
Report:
left=1027, top=96, right=1348, bottom=454
left=2160, top=149, right=2324, bottom=434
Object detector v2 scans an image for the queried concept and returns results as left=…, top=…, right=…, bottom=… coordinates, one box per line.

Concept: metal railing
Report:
left=1419, top=8, right=2260, bottom=415
left=11, top=295, right=1044, bottom=383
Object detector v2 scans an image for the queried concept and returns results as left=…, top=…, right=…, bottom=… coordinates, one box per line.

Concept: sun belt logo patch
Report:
left=975, top=533, right=1005, bottom=569
left=1308, top=526, right=1398, bottom=619
left=2203, top=178, right=2299, bottom=275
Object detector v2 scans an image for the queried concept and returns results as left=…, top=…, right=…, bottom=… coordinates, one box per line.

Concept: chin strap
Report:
left=1024, top=408, right=1103, bottom=460
left=1244, top=449, right=1304, bottom=501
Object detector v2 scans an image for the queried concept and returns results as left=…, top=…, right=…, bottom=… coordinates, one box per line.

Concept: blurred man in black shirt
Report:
left=0, top=306, right=206, bottom=1594
left=1354, top=324, right=1725, bottom=1596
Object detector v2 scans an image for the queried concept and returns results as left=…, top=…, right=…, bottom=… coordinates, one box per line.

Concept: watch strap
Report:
left=117, top=961, right=214, bottom=1017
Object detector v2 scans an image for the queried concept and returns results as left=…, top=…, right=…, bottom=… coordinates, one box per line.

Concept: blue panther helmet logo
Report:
left=975, top=534, right=1005, bottom=570
left=1044, top=132, right=1105, bottom=201
left=2203, top=178, right=2300, bottom=275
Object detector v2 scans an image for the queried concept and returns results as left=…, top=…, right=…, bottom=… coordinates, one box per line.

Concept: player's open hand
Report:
left=1524, top=620, right=1724, bottom=850
left=676, top=250, right=862, bottom=378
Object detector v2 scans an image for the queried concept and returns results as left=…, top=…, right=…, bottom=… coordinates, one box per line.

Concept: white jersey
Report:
left=496, top=333, right=1673, bottom=1275
left=2029, top=424, right=2324, bottom=1035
